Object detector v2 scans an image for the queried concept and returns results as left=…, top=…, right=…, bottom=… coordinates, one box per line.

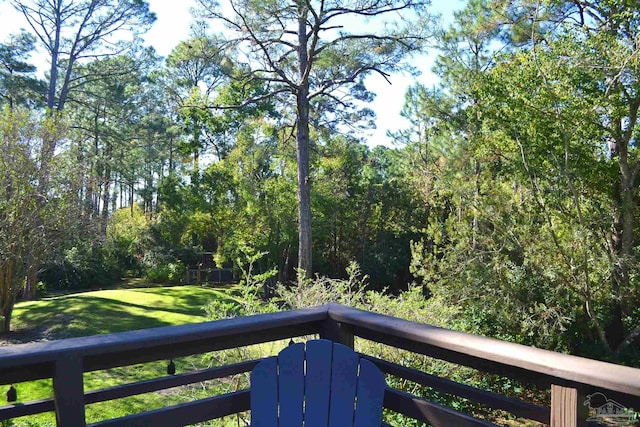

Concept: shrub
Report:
left=205, top=258, right=544, bottom=425
left=144, top=262, right=184, bottom=284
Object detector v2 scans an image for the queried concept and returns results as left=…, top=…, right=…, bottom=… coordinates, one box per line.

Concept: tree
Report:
left=195, top=0, right=432, bottom=276
left=9, top=0, right=156, bottom=298
left=10, top=0, right=156, bottom=181
left=313, top=138, right=426, bottom=291
left=11, top=0, right=155, bottom=112
left=489, top=0, right=640, bottom=357
left=67, top=51, right=170, bottom=226
left=162, top=35, right=232, bottom=168
left=0, top=107, right=78, bottom=332
left=0, top=31, right=45, bottom=109
left=404, top=0, right=640, bottom=358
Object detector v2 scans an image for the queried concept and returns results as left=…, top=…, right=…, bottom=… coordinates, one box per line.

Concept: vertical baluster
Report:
left=320, top=318, right=354, bottom=348
left=551, top=384, right=588, bottom=427
left=53, top=353, right=86, bottom=427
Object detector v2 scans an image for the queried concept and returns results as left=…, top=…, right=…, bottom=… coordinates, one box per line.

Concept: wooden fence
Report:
left=184, top=267, right=234, bottom=285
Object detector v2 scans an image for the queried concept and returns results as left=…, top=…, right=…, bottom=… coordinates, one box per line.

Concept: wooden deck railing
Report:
left=0, top=303, right=638, bottom=426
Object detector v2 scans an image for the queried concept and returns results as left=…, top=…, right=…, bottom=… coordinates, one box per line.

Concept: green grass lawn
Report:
left=3, top=284, right=270, bottom=427
left=12, top=285, right=238, bottom=337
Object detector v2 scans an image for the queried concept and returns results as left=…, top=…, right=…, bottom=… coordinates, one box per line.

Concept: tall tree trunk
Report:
left=1, top=259, right=16, bottom=334
left=25, top=261, right=38, bottom=300
left=101, top=165, right=111, bottom=234
left=608, top=95, right=639, bottom=353
left=609, top=177, right=626, bottom=350
left=472, top=160, right=480, bottom=251
left=169, top=137, right=175, bottom=173
left=296, top=4, right=312, bottom=278
left=130, top=179, right=135, bottom=215
left=46, top=4, right=61, bottom=111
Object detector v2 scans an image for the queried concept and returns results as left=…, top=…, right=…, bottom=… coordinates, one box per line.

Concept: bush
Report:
left=144, top=262, right=184, bottom=284
left=204, top=258, right=544, bottom=425
left=39, top=244, right=125, bottom=291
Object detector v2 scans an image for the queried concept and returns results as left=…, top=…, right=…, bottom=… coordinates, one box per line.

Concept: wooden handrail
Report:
left=0, top=305, right=328, bottom=384
left=326, top=303, right=640, bottom=396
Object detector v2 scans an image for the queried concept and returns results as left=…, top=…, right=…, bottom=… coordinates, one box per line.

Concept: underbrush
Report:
left=203, top=261, right=548, bottom=426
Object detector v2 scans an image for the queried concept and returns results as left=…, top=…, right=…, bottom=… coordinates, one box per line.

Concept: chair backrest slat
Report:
left=251, top=339, right=386, bottom=426
left=279, top=343, right=305, bottom=427
left=354, top=359, right=386, bottom=427
left=304, top=340, right=333, bottom=427
left=250, top=357, right=278, bottom=427
left=328, top=343, right=359, bottom=426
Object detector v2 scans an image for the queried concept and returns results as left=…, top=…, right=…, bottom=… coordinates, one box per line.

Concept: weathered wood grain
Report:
left=551, top=385, right=588, bottom=427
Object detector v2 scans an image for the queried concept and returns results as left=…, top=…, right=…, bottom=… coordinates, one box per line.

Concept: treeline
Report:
left=0, top=0, right=430, bottom=334
left=1, top=0, right=639, bottom=364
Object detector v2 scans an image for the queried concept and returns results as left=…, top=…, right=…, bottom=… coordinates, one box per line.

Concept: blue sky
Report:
left=0, top=0, right=465, bottom=146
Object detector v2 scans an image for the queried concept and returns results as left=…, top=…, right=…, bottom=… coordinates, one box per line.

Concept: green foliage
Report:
left=0, top=31, right=45, bottom=109
left=40, top=243, right=123, bottom=290
left=42, top=205, right=149, bottom=289
left=0, top=107, right=79, bottom=331
left=2, top=420, right=55, bottom=427
left=203, top=254, right=546, bottom=426
left=106, top=205, right=149, bottom=265
left=4, top=0, right=640, bottom=377
left=144, top=262, right=184, bottom=284
left=402, top=0, right=640, bottom=361
left=312, top=138, right=427, bottom=290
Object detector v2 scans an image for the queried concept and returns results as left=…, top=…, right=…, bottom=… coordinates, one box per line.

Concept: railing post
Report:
left=550, top=384, right=588, bottom=427
left=53, top=353, right=86, bottom=427
left=320, top=318, right=354, bottom=348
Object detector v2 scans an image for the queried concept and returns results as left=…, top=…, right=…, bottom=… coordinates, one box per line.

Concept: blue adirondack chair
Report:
left=250, top=339, right=386, bottom=427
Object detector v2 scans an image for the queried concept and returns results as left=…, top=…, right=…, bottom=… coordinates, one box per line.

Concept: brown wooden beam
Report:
left=0, top=305, right=329, bottom=384
left=85, top=359, right=260, bottom=404
left=365, top=355, right=550, bottom=423
left=551, top=385, right=588, bottom=427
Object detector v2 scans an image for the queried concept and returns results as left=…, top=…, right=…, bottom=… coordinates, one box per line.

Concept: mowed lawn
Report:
left=4, top=285, right=261, bottom=426
left=12, top=285, right=235, bottom=338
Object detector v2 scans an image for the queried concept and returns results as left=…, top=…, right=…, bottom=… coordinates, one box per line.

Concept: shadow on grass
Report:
left=16, top=297, right=174, bottom=337
left=13, top=286, right=240, bottom=339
